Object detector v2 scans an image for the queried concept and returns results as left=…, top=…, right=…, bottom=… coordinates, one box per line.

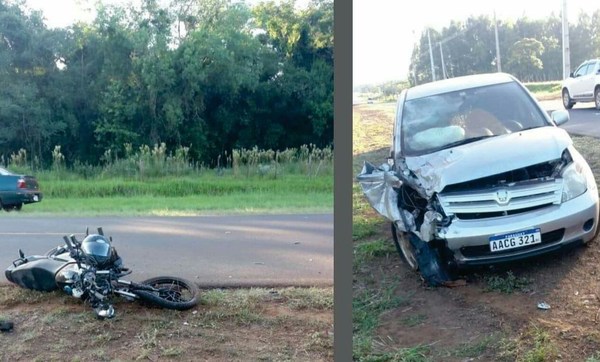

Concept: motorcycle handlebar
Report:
left=64, top=235, right=83, bottom=268
left=63, top=235, right=75, bottom=253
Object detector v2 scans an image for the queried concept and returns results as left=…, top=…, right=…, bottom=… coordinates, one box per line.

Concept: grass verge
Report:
left=18, top=192, right=332, bottom=216
left=525, top=81, right=562, bottom=100
left=13, top=174, right=332, bottom=215
left=0, top=285, right=333, bottom=361
left=353, top=239, right=410, bottom=360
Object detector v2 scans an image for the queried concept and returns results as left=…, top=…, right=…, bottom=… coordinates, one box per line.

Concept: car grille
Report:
left=460, top=228, right=565, bottom=258
left=437, top=178, right=563, bottom=219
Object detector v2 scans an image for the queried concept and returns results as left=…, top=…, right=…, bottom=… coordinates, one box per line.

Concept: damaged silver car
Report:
left=357, top=73, right=599, bottom=286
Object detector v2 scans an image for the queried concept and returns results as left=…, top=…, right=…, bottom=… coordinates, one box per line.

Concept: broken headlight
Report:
left=561, top=161, right=587, bottom=202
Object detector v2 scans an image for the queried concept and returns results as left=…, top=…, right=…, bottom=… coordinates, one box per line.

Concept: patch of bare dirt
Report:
left=0, top=285, right=333, bottom=361
left=362, top=234, right=600, bottom=360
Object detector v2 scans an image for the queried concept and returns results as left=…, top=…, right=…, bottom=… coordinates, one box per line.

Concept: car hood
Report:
left=404, top=126, right=572, bottom=197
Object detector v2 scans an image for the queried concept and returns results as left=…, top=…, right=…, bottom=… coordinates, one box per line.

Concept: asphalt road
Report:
left=0, top=214, right=333, bottom=287
left=539, top=99, right=600, bottom=138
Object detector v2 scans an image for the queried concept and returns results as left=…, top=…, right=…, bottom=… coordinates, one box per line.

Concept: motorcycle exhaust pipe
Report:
left=114, top=290, right=138, bottom=299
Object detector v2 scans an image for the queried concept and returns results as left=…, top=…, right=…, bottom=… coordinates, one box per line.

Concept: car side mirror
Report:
left=569, top=72, right=574, bottom=78
left=551, top=110, right=569, bottom=126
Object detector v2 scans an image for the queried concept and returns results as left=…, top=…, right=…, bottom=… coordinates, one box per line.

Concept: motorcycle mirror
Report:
left=97, top=227, right=104, bottom=236
left=18, top=249, right=24, bottom=258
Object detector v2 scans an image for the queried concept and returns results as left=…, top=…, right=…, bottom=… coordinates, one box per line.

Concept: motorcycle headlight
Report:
left=561, top=160, right=588, bottom=202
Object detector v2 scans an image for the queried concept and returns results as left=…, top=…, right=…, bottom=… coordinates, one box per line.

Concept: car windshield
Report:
left=0, top=167, right=14, bottom=176
left=401, top=81, right=549, bottom=156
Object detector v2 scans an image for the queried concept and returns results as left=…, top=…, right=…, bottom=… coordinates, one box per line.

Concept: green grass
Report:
left=524, top=81, right=562, bottom=100
left=363, top=345, right=432, bottom=362
left=17, top=192, right=332, bottom=216
left=352, top=240, right=410, bottom=361
left=11, top=174, right=333, bottom=215
left=521, top=328, right=557, bottom=362
left=484, top=271, right=531, bottom=294
left=573, top=136, right=600, bottom=189
left=497, top=326, right=558, bottom=362
left=39, top=174, right=332, bottom=198
left=354, top=239, right=396, bottom=265
left=353, top=217, right=385, bottom=240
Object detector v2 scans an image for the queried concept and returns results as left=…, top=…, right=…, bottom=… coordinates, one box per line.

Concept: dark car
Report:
left=0, top=167, right=42, bottom=211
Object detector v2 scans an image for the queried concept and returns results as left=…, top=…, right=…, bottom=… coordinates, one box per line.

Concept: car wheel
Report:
left=595, top=87, right=600, bottom=110
left=562, top=89, right=575, bottom=109
left=391, top=223, right=452, bottom=286
left=13, top=203, right=22, bottom=211
left=391, top=223, right=418, bottom=270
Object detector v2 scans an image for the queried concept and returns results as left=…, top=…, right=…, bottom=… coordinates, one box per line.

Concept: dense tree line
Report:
left=0, top=0, right=333, bottom=167
left=409, top=11, right=600, bottom=85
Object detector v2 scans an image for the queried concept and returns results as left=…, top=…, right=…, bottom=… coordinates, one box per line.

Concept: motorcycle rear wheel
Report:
left=134, top=276, right=199, bottom=310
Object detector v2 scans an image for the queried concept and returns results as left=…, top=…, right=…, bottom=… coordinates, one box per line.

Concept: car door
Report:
left=571, top=62, right=591, bottom=98
left=579, top=61, right=597, bottom=98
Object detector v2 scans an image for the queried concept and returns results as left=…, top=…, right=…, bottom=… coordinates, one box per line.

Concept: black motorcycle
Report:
left=5, top=227, right=199, bottom=319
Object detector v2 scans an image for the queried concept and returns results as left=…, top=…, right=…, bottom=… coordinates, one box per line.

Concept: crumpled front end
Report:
left=356, top=161, right=442, bottom=242
left=357, top=134, right=599, bottom=267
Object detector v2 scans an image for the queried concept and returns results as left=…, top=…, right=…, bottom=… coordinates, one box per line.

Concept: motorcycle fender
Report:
left=5, top=258, right=71, bottom=291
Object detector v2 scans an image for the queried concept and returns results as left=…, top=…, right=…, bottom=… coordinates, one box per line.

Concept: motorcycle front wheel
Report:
left=133, top=276, right=199, bottom=310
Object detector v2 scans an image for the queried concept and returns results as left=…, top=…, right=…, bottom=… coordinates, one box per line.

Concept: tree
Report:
left=506, top=38, right=545, bottom=82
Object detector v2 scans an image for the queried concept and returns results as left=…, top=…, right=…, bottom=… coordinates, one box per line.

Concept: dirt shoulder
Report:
left=0, top=286, right=333, bottom=361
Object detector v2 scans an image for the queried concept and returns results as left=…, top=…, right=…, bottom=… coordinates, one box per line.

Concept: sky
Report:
left=353, top=0, right=600, bottom=86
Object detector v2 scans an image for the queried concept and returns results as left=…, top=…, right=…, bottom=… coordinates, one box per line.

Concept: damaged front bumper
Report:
left=357, top=160, right=599, bottom=267
left=442, top=187, right=599, bottom=265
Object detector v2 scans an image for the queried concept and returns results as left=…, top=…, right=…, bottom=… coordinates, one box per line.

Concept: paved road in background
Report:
left=0, top=214, right=333, bottom=287
left=540, top=99, right=600, bottom=138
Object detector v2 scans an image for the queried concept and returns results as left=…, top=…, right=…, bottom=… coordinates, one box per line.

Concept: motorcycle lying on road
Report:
left=5, top=227, right=199, bottom=319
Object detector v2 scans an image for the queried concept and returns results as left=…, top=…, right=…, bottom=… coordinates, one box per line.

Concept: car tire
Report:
left=391, top=223, right=452, bottom=286
left=391, top=223, right=418, bottom=270
left=562, top=88, right=575, bottom=109
left=14, top=203, right=22, bottom=211
left=595, top=87, right=600, bottom=110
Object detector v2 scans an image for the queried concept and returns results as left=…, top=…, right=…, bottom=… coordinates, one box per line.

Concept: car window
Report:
left=401, top=81, right=550, bottom=156
left=0, top=167, right=13, bottom=176
left=575, top=63, right=590, bottom=77
left=587, top=62, right=598, bottom=75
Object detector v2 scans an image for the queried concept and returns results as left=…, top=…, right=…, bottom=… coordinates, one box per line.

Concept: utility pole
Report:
left=427, top=29, right=436, bottom=81
left=562, top=0, right=570, bottom=79
left=439, top=43, right=447, bottom=79
left=494, top=11, right=502, bottom=72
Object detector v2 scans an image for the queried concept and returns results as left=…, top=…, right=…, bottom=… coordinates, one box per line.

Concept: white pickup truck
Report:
left=562, top=59, right=600, bottom=110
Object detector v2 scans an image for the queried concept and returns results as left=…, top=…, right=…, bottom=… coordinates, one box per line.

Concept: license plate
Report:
left=33, top=195, right=38, bottom=202
left=489, top=228, right=541, bottom=252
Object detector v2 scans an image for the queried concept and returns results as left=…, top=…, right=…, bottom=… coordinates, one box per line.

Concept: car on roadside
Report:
left=0, top=167, right=42, bottom=211
left=358, top=72, right=599, bottom=286
left=562, top=59, right=600, bottom=109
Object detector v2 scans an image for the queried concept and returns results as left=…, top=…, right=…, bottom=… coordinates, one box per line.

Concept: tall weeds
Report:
left=1, top=143, right=333, bottom=181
